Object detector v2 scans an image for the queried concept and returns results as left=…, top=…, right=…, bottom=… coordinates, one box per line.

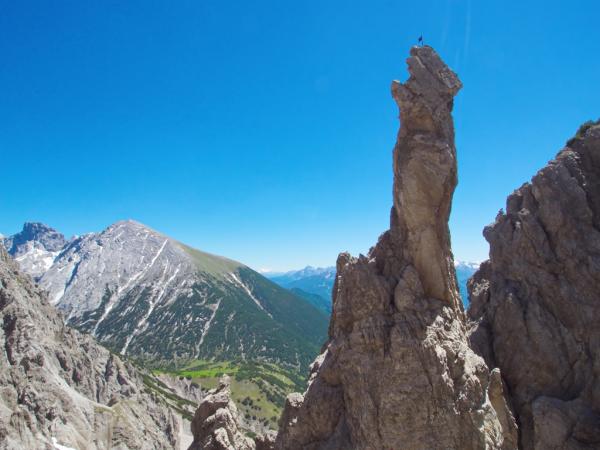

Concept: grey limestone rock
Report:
left=0, top=246, right=179, bottom=449
left=468, top=120, right=600, bottom=450
left=187, top=376, right=256, bottom=450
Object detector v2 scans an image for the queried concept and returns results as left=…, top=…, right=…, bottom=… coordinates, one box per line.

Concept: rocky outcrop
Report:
left=255, top=431, right=276, bottom=450
left=187, top=376, right=257, bottom=450
left=468, top=120, right=600, bottom=449
left=274, top=45, right=517, bottom=450
left=156, top=373, right=204, bottom=407
left=0, top=246, right=179, bottom=449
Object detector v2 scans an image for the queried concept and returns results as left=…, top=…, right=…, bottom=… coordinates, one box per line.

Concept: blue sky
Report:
left=1, top=1, right=598, bottom=271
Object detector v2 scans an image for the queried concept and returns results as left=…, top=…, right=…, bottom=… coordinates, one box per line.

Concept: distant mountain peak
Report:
left=288, top=265, right=335, bottom=278
left=8, top=222, right=67, bottom=253
left=1, top=222, right=68, bottom=279
left=108, top=218, right=153, bottom=230
left=454, top=260, right=481, bottom=270
left=266, top=266, right=336, bottom=315
left=22, top=221, right=54, bottom=232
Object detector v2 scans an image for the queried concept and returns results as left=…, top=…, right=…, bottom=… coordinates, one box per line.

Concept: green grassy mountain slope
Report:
left=157, top=360, right=306, bottom=431
left=290, top=287, right=331, bottom=314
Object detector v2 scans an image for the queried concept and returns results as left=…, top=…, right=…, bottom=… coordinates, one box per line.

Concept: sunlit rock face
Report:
left=273, top=46, right=517, bottom=450
left=0, top=246, right=179, bottom=449
left=468, top=120, right=600, bottom=450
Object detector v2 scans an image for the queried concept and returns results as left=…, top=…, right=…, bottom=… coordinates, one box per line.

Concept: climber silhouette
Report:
left=418, top=35, right=423, bottom=46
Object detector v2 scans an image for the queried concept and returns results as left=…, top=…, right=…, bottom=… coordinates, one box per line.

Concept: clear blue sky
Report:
left=1, top=1, right=598, bottom=271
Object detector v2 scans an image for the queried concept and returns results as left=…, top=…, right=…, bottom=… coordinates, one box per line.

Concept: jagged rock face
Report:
left=188, top=376, right=259, bottom=450
left=3, top=222, right=67, bottom=254
left=156, top=373, right=204, bottom=407
left=275, top=46, right=517, bottom=450
left=5, top=220, right=327, bottom=367
left=1, top=222, right=67, bottom=279
left=468, top=120, right=600, bottom=450
left=0, top=247, right=179, bottom=449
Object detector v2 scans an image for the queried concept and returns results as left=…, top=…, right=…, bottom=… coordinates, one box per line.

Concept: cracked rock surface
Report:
left=468, top=120, right=600, bottom=450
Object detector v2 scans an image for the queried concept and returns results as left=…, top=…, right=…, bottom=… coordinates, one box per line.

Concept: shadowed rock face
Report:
left=274, top=46, right=517, bottom=450
left=1, top=222, right=67, bottom=279
left=468, top=120, right=600, bottom=450
left=2, top=222, right=67, bottom=254
left=0, top=246, right=179, bottom=449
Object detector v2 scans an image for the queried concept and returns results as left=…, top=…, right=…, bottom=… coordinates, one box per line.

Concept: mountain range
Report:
left=1, top=221, right=328, bottom=370
left=266, top=261, right=478, bottom=311
left=265, top=266, right=335, bottom=313
left=454, top=260, right=479, bottom=305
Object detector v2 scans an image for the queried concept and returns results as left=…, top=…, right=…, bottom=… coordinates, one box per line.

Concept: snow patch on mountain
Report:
left=454, top=260, right=481, bottom=270
left=454, top=260, right=480, bottom=306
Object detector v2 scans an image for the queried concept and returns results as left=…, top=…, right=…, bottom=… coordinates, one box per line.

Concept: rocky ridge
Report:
left=0, top=245, right=179, bottom=449
left=272, top=46, right=517, bottom=449
left=468, top=119, right=600, bottom=449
